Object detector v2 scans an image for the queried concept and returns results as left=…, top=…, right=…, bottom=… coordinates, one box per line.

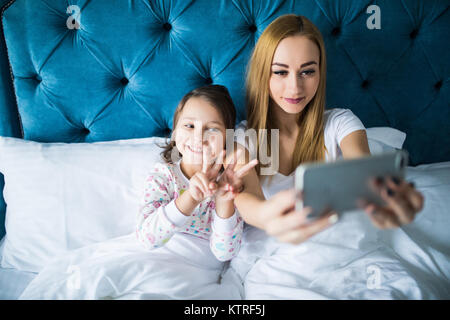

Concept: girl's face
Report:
left=269, top=35, right=320, bottom=115
left=173, top=97, right=226, bottom=166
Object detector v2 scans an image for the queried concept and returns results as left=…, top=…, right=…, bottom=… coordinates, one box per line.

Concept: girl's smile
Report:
left=172, top=97, right=227, bottom=177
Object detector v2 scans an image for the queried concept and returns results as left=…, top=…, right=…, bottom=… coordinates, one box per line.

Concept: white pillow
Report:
left=366, top=127, right=406, bottom=154
left=0, top=136, right=167, bottom=272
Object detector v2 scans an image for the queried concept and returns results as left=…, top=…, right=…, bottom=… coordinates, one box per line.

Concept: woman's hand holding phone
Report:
left=262, top=189, right=338, bottom=244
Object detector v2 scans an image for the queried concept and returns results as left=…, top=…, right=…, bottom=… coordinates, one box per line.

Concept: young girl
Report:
left=135, top=85, right=257, bottom=261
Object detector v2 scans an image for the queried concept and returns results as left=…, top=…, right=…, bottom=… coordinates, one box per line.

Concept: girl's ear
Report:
left=170, top=129, right=176, bottom=144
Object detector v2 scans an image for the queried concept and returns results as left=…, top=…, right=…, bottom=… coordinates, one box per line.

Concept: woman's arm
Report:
left=225, top=143, right=267, bottom=229
left=339, top=129, right=371, bottom=158
left=229, top=143, right=337, bottom=238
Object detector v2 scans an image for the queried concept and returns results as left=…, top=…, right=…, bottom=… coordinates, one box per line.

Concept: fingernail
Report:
left=391, top=176, right=400, bottom=185
left=387, top=188, right=395, bottom=197
left=328, top=213, right=338, bottom=225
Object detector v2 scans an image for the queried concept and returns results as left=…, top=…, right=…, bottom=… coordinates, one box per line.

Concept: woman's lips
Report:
left=284, top=97, right=304, bottom=104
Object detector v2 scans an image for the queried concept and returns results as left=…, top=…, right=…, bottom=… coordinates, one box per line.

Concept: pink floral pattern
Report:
left=135, top=162, right=243, bottom=262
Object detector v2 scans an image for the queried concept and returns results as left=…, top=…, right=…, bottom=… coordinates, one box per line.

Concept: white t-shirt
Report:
left=234, top=108, right=365, bottom=199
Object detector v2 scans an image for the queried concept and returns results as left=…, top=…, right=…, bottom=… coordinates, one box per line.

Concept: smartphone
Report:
left=295, top=150, right=408, bottom=221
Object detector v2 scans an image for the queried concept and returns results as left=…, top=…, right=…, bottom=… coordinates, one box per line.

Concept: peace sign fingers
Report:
left=202, top=145, right=214, bottom=174
left=235, top=159, right=259, bottom=179
left=210, top=149, right=225, bottom=179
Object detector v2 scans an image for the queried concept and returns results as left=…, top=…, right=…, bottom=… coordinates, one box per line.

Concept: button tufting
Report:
left=361, top=80, right=369, bottom=88
left=410, top=29, right=419, bottom=39
left=331, top=27, right=340, bottom=36
left=248, top=25, right=257, bottom=33
left=205, top=77, right=213, bottom=84
left=34, top=75, right=42, bottom=82
left=434, top=80, right=443, bottom=90
left=82, top=128, right=90, bottom=134
left=163, top=23, right=172, bottom=31
left=120, top=77, right=129, bottom=85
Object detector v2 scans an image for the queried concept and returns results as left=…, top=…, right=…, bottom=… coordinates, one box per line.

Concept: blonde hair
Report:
left=246, top=14, right=327, bottom=175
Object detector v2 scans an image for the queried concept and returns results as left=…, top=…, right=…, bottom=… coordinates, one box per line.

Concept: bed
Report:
left=0, top=0, right=449, bottom=299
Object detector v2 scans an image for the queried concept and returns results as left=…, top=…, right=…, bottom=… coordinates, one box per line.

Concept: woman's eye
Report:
left=273, top=70, right=288, bottom=76
left=300, top=69, right=316, bottom=76
left=184, top=124, right=194, bottom=129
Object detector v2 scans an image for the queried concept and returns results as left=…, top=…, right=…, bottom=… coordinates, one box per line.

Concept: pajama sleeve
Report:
left=136, top=167, right=189, bottom=250
left=209, top=210, right=244, bottom=261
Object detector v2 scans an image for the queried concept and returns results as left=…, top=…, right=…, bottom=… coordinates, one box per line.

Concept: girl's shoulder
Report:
left=145, top=161, right=175, bottom=181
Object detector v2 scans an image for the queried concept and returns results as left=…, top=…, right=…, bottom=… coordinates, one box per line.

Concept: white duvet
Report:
left=19, top=163, right=450, bottom=299
left=19, top=232, right=242, bottom=300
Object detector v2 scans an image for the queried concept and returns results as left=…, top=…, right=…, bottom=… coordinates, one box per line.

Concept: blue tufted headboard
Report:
left=0, top=0, right=449, bottom=240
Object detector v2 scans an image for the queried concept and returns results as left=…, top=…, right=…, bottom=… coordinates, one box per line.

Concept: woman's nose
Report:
left=288, top=74, right=303, bottom=92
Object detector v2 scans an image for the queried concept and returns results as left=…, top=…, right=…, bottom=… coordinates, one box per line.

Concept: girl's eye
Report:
left=184, top=124, right=194, bottom=129
left=300, top=69, right=316, bottom=76
left=207, top=128, right=220, bottom=132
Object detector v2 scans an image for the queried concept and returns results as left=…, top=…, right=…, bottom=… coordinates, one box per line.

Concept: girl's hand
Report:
left=215, top=149, right=258, bottom=202
left=263, top=189, right=339, bottom=244
left=360, top=176, right=424, bottom=229
left=187, top=147, right=223, bottom=202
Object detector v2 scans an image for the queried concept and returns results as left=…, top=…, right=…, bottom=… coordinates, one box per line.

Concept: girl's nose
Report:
left=193, top=128, right=203, bottom=144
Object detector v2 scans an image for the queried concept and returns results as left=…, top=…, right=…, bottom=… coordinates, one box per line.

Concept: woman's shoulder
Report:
left=323, top=107, right=365, bottom=144
left=324, top=107, right=357, bottom=123
left=324, top=108, right=364, bottom=129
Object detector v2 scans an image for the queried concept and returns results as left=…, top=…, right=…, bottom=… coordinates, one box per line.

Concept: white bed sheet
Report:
left=2, top=162, right=450, bottom=300
left=224, top=162, right=450, bottom=299
left=17, top=232, right=243, bottom=300
left=0, top=237, right=37, bottom=299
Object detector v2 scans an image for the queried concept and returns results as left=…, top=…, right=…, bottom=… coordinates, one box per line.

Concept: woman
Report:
left=228, top=14, right=424, bottom=244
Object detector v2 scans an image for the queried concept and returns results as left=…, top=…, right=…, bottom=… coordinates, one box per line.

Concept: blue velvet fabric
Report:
left=0, top=0, right=449, bottom=240
left=0, top=0, right=22, bottom=240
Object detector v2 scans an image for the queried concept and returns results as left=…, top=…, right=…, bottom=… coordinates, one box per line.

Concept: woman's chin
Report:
left=280, top=103, right=306, bottom=114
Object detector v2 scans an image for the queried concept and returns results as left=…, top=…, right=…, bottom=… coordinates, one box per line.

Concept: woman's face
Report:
left=173, top=97, right=226, bottom=166
left=269, top=35, right=320, bottom=115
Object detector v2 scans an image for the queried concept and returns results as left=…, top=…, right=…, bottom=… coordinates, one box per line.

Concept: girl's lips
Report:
left=284, top=97, right=304, bottom=104
left=187, top=145, right=202, bottom=154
